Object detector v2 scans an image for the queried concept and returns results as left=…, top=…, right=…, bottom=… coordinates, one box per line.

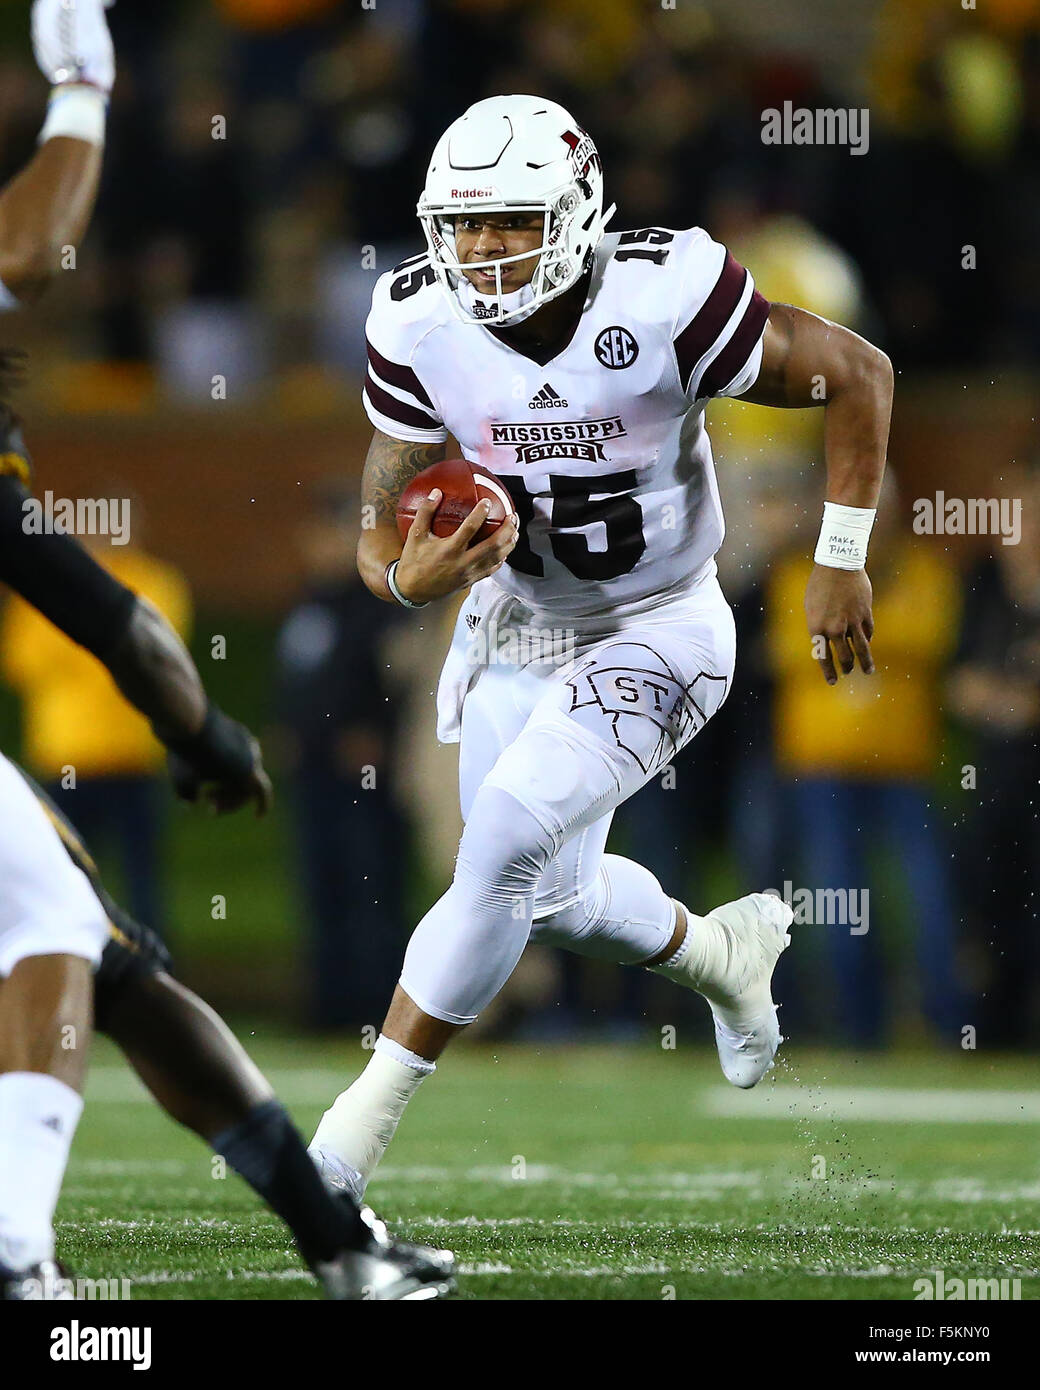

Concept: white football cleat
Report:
left=310, top=1145, right=366, bottom=1206
left=653, top=891, right=794, bottom=1089
left=699, top=892, right=793, bottom=1088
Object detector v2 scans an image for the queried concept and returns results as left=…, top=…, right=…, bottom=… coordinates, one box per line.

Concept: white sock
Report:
left=652, top=896, right=782, bottom=1031
left=310, top=1036, right=434, bottom=1188
left=651, top=905, right=739, bottom=1010
left=0, top=1072, right=84, bottom=1271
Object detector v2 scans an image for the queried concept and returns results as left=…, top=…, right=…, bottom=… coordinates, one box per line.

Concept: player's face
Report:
left=453, top=212, right=545, bottom=293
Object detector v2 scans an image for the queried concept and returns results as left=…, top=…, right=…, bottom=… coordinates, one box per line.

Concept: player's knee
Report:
left=455, top=785, right=558, bottom=909
left=530, top=877, right=605, bottom=948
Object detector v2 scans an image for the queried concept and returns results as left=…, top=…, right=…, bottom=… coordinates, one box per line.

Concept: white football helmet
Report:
left=417, top=94, right=615, bottom=325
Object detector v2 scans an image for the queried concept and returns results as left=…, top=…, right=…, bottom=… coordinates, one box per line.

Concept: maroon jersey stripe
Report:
left=700, top=289, right=770, bottom=397
left=364, top=371, right=441, bottom=431
left=674, top=252, right=747, bottom=391
left=366, top=340, right=435, bottom=410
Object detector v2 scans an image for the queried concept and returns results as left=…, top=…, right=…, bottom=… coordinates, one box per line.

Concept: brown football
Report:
left=396, top=457, right=514, bottom=546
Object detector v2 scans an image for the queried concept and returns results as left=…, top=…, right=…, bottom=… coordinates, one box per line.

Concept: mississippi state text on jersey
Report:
left=363, top=227, right=768, bottom=620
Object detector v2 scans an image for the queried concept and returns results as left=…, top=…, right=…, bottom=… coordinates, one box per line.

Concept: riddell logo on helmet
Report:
left=451, top=188, right=495, bottom=198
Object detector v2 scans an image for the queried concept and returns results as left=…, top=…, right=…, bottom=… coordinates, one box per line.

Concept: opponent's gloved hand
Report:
left=165, top=702, right=273, bottom=817
left=31, top=0, right=116, bottom=95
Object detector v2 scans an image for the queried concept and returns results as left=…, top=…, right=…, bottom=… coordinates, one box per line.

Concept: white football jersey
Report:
left=363, top=227, right=769, bottom=620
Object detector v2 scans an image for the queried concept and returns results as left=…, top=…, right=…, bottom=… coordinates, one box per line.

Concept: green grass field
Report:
left=58, top=1037, right=1039, bottom=1301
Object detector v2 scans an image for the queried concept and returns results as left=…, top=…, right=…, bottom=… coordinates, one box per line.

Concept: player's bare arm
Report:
left=0, top=0, right=116, bottom=305
left=357, top=428, right=518, bottom=605
left=106, top=599, right=272, bottom=816
left=744, top=302, right=893, bottom=685
left=0, top=138, right=103, bottom=303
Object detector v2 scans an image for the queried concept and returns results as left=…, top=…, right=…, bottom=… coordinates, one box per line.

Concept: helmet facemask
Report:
left=420, top=184, right=605, bottom=326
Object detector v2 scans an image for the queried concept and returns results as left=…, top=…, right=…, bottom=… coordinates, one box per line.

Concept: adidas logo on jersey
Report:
left=528, top=383, right=569, bottom=409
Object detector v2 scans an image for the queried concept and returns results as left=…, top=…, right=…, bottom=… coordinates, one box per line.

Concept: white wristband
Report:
left=39, top=85, right=107, bottom=148
left=814, top=501, right=876, bottom=571
left=386, top=559, right=429, bottom=609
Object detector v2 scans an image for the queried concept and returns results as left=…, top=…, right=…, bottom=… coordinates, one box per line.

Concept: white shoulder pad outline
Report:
left=363, top=254, right=450, bottom=444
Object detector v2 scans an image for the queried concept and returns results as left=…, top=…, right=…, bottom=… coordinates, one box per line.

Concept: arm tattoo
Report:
left=361, top=431, right=446, bottom=523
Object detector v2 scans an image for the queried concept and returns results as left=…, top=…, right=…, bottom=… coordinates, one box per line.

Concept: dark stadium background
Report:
left=0, top=0, right=1036, bottom=1042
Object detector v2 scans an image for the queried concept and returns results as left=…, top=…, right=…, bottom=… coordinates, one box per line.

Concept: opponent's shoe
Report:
left=653, top=891, right=794, bottom=1088
left=310, top=1145, right=365, bottom=1206
left=1, top=1259, right=76, bottom=1300
left=312, top=1202, right=456, bottom=1301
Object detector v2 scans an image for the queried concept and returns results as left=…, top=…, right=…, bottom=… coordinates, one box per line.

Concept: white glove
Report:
left=31, top=0, right=116, bottom=95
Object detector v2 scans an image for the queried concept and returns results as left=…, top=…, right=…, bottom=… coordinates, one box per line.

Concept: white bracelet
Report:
left=814, top=501, right=876, bottom=571
left=39, top=85, right=108, bottom=148
left=386, top=559, right=429, bottom=609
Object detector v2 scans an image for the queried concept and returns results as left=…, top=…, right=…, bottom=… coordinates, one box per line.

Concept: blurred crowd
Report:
left=0, top=0, right=1037, bottom=1047
left=2, top=0, right=1040, bottom=387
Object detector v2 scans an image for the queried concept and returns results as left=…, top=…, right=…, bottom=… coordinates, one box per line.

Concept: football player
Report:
left=309, top=95, right=892, bottom=1203
left=0, top=0, right=138, bottom=1297
left=28, top=765, right=455, bottom=1299
left=0, top=1, right=453, bottom=1299
left=0, top=395, right=454, bottom=1300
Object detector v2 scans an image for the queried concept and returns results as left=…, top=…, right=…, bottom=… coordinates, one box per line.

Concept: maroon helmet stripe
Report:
left=364, top=371, right=441, bottom=431
left=700, top=289, right=770, bottom=397
left=366, top=340, right=435, bottom=409
left=674, top=252, right=748, bottom=390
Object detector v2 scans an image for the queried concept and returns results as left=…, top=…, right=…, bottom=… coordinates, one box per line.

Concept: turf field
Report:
left=59, top=1037, right=1040, bottom=1301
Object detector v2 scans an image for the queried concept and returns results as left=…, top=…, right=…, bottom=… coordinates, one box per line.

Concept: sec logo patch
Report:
left=594, top=325, right=639, bottom=370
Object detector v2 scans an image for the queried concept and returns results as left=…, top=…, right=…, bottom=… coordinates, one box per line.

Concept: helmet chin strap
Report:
left=455, top=277, right=541, bottom=325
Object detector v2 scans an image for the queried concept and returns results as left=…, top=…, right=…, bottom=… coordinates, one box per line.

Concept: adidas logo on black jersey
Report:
left=528, top=383, right=568, bottom=409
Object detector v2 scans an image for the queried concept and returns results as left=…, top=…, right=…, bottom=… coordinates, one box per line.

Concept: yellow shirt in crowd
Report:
left=0, top=548, right=192, bottom=780
left=765, top=540, right=960, bottom=781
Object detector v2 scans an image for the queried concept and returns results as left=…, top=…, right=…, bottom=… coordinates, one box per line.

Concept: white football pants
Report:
left=399, top=573, right=737, bottom=1024
left=0, top=753, right=109, bottom=979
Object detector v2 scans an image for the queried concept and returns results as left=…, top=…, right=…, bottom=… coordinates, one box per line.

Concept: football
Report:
left=396, top=457, right=514, bottom=546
